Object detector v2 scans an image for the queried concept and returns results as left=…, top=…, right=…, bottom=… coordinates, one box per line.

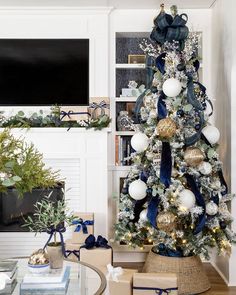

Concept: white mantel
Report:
left=0, top=128, right=110, bottom=258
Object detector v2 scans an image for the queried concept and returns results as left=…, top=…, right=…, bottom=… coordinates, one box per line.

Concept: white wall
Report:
left=211, top=0, right=236, bottom=286
left=0, top=7, right=111, bottom=116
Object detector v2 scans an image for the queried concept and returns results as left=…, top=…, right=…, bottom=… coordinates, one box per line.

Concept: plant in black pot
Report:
left=0, top=129, right=63, bottom=230
left=23, top=193, right=75, bottom=269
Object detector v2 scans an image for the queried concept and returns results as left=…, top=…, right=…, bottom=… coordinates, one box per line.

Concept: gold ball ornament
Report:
left=184, top=147, right=204, bottom=167
left=156, top=211, right=177, bottom=233
left=156, top=117, right=177, bottom=138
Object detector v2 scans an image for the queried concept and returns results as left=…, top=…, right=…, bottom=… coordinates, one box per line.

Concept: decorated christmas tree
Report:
left=115, top=4, right=236, bottom=261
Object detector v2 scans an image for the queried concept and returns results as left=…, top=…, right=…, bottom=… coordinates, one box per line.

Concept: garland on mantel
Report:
left=0, top=106, right=111, bottom=131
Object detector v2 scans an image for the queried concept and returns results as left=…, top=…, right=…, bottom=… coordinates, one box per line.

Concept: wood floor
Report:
left=114, top=262, right=236, bottom=295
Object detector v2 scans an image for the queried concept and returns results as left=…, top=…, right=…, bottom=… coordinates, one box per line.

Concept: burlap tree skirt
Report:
left=143, top=250, right=211, bottom=295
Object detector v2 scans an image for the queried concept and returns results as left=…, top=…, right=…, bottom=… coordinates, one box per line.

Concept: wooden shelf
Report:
left=116, top=63, right=146, bottom=69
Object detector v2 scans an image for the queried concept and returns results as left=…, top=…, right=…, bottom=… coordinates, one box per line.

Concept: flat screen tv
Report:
left=0, top=39, right=89, bottom=106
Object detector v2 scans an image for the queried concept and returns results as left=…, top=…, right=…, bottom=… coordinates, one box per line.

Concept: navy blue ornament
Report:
left=121, top=187, right=128, bottom=194
left=180, top=167, right=186, bottom=173
left=195, top=123, right=201, bottom=130
left=177, top=109, right=184, bottom=117
left=220, top=220, right=227, bottom=230
left=177, top=63, right=186, bottom=71
left=151, top=86, right=158, bottom=93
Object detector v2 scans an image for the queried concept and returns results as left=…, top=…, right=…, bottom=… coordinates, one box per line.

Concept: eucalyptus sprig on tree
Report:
left=0, top=129, right=61, bottom=197
left=23, top=192, right=75, bottom=245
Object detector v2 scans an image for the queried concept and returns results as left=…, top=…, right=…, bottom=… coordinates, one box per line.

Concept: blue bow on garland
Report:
left=65, top=249, right=80, bottom=260
left=133, top=286, right=178, bottom=295
left=72, top=218, right=94, bottom=234
left=151, top=12, right=189, bottom=49
left=43, top=225, right=66, bottom=257
left=60, top=110, right=91, bottom=121
left=80, top=234, right=112, bottom=250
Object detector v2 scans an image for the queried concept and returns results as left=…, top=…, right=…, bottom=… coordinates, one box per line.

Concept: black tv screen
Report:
left=0, top=39, right=89, bottom=106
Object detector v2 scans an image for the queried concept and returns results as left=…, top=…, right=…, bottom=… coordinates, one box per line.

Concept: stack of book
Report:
left=20, top=266, right=71, bottom=295
left=0, top=260, right=18, bottom=294
left=115, top=135, right=134, bottom=166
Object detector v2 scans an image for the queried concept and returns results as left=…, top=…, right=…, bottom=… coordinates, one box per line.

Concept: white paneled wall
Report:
left=0, top=128, right=109, bottom=258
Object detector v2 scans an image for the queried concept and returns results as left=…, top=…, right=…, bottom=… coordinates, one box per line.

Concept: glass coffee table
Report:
left=6, top=257, right=106, bottom=295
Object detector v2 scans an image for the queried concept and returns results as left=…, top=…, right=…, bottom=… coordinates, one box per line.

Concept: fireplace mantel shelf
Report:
left=0, top=127, right=111, bottom=133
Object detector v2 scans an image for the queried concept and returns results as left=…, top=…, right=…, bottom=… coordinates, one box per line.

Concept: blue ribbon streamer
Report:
left=156, top=53, right=166, bottom=74
left=185, top=174, right=206, bottom=234
left=157, top=92, right=167, bottom=119
left=133, top=286, right=178, bottom=295
left=72, top=219, right=94, bottom=234
left=65, top=249, right=80, bottom=260
left=160, top=142, right=172, bottom=188
left=147, top=197, right=160, bottom=228
left=43, top=225, right=66, bottom=257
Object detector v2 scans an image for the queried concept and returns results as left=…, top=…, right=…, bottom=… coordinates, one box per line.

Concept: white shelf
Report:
left=114, top=96, right=137, bottom=102
left=115, top=131, right=135, bottom=136
left=116, top=63, right=146, bottom=69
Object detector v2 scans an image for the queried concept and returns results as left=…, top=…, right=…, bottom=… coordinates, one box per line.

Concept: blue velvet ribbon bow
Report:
left=133, top=286, right=178, bottom=294
left=43, top=225, right=66, bottom=257
left=65, top=249, right=80, bottom=260
left=72, top=219, right=94, bottom=234
left=81, top=234, right=111, bottom=250
left=150, top=12, right=189, bottom=48
left=60, top=110, right=91, bottom=121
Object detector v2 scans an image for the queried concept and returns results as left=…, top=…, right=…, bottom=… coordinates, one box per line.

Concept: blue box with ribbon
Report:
left=71, top=212, right=94, bottom=244
left=133, top=272, right=178, bottom=295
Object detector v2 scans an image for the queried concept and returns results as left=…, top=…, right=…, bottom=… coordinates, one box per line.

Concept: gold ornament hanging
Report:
left=156, top=117, right=177, bottom=139
left=156, top=211, right=177, bottom=234
left=184, top=147, right=204, bottom=167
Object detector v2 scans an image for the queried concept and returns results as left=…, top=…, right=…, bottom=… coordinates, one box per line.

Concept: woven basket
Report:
left=143, top=250, right=211, bottom=295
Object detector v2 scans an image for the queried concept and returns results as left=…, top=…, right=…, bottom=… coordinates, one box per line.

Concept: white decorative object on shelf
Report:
left=201, top=125, right=220, bottom=145
left=198, top=161, right=212, bottom=175
left=178, top=189, right=196, bottom=210
left=131, top=132, right=149, bottom=153
left=163, top=78, right=182, bottom=97
left=206, top=201, right=218, bottom=216
left=128, top=179, right=147, bottom=200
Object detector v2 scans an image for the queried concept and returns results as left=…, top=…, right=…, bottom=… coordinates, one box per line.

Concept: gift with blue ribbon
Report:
left=133, top=272, right=178, bottom=295
left=88, top=99, right=110, bottom=120
left=80, top=234, right=113, bottom=269
left=60, top=110, right=91, bottom=121
left=71, top=213, right=94, bottom=244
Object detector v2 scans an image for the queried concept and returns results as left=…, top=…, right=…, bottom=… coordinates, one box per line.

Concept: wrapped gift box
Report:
left=65, top=239, right=81, bottom=262
left=133, top=272, right=178, bottom=295
left=80, top=247, right=112, bottom=270
left=60, top=106, right=90, bottom=122
left=107, top=268, right=138, bottom=295
left=88, top=97, right=110, bottom=120
left=72, top=212, right=94, bottom=244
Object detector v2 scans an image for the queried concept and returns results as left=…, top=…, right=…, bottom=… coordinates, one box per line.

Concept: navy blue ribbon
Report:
left=151, top=12, right=189, bottom=47
left=147, top=197, right=160, bottom=228
left=43, top=225, right=66, bottom=257
left=156, top=53, right=166, bottom=74
left=185, top=174, right=206, bottom=234
left=60, top=110, right=91, bottom=121
left=158, top=92, right=167, bottom=119
left=218, top=169, right=228, bottom=195
left=160, top=142, right=172, bottom=188
left=65, top=249, right=80, bottom=260
left=133, top=286, right=178, bottom=294
left=72, top=219, right=94, bottom=234
left=81, top=234, right=111, bottom=250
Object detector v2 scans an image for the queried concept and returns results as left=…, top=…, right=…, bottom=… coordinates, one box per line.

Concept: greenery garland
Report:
left=0, top=105, right=111, bottom=131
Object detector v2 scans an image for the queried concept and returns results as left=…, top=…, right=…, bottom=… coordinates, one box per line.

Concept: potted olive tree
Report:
left=23, top=193, right=75, bottom=269
left=0, top=129, right=62, bottom=230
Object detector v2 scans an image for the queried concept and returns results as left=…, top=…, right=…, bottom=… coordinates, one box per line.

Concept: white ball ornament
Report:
left=198, top=161, right=212, bottom=175
left=163, top=78, right=182, bottom=97
left=131, top=132, right=149, bottom=153
left=139, top=209, right=148, bottom=221
left=202, top=126, right=220, bottom=145
left=206, top=201, right=218, bottom=216
left=178, top=189, right=196, bottom=210
left=128, top=179, right=147, bottom=200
